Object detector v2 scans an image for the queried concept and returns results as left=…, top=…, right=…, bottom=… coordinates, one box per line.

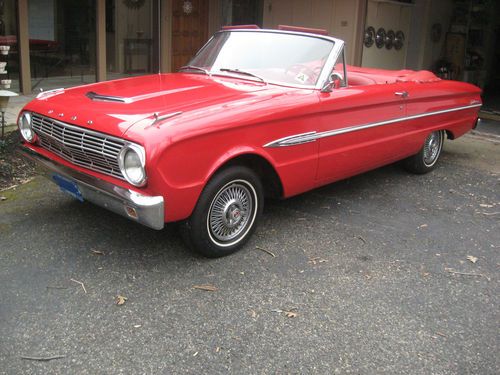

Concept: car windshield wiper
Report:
left=178, top=65, right=210, bottom=75
left=218, top=68, right=266, bottom=83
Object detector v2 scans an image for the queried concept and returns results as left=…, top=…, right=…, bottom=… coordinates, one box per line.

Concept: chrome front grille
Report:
left=31, top=113, right=126, bottom=179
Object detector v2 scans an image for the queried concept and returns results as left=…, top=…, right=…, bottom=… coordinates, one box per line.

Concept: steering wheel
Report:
left=285, top=64, right=317, bottom=85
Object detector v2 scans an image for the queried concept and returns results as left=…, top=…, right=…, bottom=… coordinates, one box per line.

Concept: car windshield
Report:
left=187, top=31, right=335, bottom=87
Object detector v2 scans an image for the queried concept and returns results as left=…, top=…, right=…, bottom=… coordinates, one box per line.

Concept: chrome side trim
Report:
left=263, top=131, right=317, bottom=148
left=263, top=104, right=482, bottom=148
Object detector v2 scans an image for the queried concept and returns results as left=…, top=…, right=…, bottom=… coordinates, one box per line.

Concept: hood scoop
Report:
left=86, top=91, right=132, bottom=103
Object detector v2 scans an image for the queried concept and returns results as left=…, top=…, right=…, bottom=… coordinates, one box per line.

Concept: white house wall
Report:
left=262, top=0, right=363, bottom=64
left=361, top=0, right=411, bottom=70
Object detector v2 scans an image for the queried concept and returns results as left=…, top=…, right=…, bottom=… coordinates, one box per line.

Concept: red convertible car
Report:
left=18, top=27, right=482, bottom=257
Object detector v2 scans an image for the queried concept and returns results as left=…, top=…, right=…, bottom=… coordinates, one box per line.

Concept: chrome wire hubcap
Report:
left=209, top=182, right=253, bottom=242
left=423, top=131, right=442, bottom=166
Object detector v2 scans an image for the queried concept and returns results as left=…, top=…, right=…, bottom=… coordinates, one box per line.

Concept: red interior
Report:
left=347, top=65, right=441, bottom=86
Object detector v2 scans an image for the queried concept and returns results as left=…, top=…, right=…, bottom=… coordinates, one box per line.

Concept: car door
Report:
left=315, top=82, right=409, bottom=185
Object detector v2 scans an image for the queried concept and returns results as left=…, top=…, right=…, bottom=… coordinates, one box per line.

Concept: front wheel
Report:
left=182, top=166, right=263, bottom=258
left=403, top=130, right=445, bottom=174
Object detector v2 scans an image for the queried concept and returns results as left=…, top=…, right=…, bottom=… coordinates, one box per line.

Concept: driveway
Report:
left=0, top=135, right=498, bottom=374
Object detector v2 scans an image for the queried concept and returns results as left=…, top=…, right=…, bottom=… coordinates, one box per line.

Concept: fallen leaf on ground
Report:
left=419, top=224, right=428, bottom=229
left=115, top=295, right=127, bottom=305
left=134, top=324, right=141, bottom=328
left=466, top=255, right=478, bottom=264
left=250, top=310, right=257, bottom=318
left=193, top=284, right=217, bottom=292
left=20, top=177, right=34, bottom=185
left=272, top=308, right=298, bottom=318
left=91, top=249, right=105, bottom=255
left=309, top=257, right=328, bottom=265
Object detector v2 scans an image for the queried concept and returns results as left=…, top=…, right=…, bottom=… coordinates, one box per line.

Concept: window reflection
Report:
left=0, top=0, right=19, bottom=92
left=28, top=0, right=96, bottom=91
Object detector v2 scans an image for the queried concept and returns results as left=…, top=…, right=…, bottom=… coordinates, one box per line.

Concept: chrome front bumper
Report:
left=18, top=145, right=165, bottom=230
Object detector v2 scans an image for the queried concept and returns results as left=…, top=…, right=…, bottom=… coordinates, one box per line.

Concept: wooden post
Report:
left=160, top=0, right=172, bottom=73
left=96, top=0, right=106, bottom=81
left=353, top=0, right=368, bottom=66
left=208, top=0, right=221, bottom=37
left=17, top=0, right=31, bottom=94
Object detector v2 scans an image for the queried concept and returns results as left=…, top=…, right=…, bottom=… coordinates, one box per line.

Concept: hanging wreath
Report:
left=182, top=1, right=193, bottom=15
left=123, top=0, right=145, bottom=9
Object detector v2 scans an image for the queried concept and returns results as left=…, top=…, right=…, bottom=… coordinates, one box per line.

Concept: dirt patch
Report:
left=0, top=131, right=36, bottom=191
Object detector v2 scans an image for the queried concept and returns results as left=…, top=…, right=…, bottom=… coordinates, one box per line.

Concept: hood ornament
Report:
left=146, top=111, right=183, bottom=128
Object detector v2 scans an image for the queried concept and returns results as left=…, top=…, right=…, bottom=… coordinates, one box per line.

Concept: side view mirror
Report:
left=321, top=72, right=343, bottom=93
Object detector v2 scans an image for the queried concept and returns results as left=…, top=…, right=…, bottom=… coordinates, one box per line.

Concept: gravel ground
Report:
left=0, top=135, right=498, bottom=374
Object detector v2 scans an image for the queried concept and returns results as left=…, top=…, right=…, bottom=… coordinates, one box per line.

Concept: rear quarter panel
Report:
left=403, top=80, right=482, bottom=140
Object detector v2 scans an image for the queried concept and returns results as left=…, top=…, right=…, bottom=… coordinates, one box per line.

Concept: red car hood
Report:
left=25, top=73, right=281, bottom=138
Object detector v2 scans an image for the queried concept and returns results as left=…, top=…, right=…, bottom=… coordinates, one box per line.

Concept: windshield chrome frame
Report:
left=187, top=29, right=346, bottom=91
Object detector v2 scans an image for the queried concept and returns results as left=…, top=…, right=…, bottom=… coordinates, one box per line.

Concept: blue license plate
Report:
left=52, top=174, right=84, bottom=202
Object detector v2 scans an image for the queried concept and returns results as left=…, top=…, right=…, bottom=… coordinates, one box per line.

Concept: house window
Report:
left=28, top=0, right=97, bottom=91
left=221, top=0, right=263, bottom=27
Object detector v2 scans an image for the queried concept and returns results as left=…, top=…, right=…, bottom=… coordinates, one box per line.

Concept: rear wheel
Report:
left=403, top=130, right=445, bottom=174
left=182, top=166, right=263, bottom=257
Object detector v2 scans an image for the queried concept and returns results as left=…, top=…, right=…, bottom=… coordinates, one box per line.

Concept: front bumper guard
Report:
left=18, top=145, right=164, bottom=230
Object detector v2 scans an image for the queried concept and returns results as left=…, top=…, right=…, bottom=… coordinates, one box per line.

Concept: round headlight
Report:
left=118, top=144, right=147, bottom=186
left=18, top=112, right=36, bottom=143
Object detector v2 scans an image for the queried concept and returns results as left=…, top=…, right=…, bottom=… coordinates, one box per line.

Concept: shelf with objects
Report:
left=440, top=0, right=500, bottom=119
left=0, top=42, right=17, bottom=139
left=442, top=1, right=496, bottom=87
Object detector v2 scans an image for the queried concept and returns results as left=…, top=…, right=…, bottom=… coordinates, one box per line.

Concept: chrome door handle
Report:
left=395, top=91, right=409, bottom=98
